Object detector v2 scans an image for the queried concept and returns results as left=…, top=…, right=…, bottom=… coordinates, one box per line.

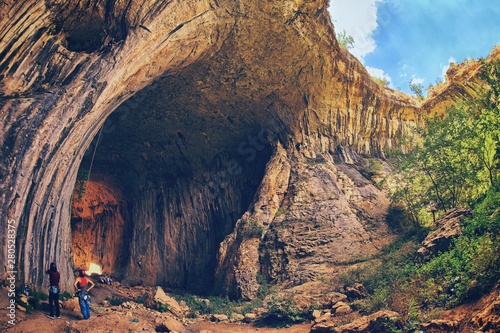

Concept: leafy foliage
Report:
left=173, top=293, right=242, bottom=318
left=258, top=292, right=308, bottom=328
left=135, top=292, right=148, bottom=304
left=336, top=29, right=355, bottom=50
left=241, top=219, right=264, bottom=238
left=372, top=75, right=390, bottom=88
left=391, top=60, right=500, bottom=218
left=106, top=296, right=125, bottom=306
left=409, top=82, right=424, bottom=99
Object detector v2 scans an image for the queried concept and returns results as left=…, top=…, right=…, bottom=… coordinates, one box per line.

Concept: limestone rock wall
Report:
left=0, top=0, right=423, bottom=294
left=215, top=143, right=395, bottom=299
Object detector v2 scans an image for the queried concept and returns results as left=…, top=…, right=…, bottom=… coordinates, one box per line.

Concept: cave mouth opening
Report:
left=70, top=72, right=276, bottom=295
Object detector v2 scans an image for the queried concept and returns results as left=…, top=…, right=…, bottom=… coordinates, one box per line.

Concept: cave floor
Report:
left=0, top=282, right=314, bottom=333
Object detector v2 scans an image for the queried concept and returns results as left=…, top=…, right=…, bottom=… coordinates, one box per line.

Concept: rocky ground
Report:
left=1, top=275, right=499, bottom=333
left=0, top=280, right=314, bottom=333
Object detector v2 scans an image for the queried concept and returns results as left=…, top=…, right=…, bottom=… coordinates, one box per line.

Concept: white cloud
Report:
left=440, top=57, right=457, bottom=81
left=410, top=77, right=424, bottom=85
left=328, top=0, right=382, bottom=60
left=366, top=66, right=392, bottom=84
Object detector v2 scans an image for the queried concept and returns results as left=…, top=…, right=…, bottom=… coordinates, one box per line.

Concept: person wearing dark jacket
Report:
left=45, top=262, right=60, bottom=319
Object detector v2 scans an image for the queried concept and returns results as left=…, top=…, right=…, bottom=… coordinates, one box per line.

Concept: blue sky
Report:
left=328, top=0, right=500, bottom=95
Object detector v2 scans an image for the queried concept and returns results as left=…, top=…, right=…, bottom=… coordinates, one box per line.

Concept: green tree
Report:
left=336, top=29, right=354, bottom=50
left=371, top=76, right=389, bottom=88
left=391, top=60, right=500, bottom=217
left=409, top=81, right=424, bottom=99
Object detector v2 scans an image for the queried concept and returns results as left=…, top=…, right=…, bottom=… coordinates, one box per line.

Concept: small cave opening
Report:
left=70, top=69, right=276, bottom=295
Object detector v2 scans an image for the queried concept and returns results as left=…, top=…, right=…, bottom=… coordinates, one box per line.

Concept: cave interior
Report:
left=70, top=60, right=277, bottom=294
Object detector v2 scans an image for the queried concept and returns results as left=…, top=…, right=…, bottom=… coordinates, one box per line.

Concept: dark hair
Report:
left=50, top=262, right=57, bottom=272
left=79, top=269, right=87, bottom=277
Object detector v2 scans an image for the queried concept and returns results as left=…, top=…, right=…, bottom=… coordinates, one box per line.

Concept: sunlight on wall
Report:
left=85, top=262, right=102, bottom=276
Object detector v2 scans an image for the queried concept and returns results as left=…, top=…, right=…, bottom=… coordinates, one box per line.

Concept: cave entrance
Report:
left=70, top=68, right=275, bottom=294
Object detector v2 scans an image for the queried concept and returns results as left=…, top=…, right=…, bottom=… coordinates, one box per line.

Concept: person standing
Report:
left=45, top=262, right=60, bottom=319
left=74, top=269, right=95, bottom=319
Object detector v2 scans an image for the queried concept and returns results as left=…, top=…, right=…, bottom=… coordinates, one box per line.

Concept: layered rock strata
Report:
left=0, top=0, right=422, bottom=293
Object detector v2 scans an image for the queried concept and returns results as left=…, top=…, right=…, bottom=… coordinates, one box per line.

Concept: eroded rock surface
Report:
left=259, top=152, right=393, bottom=287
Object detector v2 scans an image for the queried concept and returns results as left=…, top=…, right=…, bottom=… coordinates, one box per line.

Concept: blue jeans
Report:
left=79, top=294, right=90, bottom=319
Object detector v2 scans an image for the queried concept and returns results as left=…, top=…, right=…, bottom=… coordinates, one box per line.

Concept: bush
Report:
left=372, top=76, right=390, bottom=88
left=258, top=293, right=308, bottom=328
left=256, top=272, right=270, bottom=299
left=386, top=204, right=415, bottom=232
left=60, top=291, right=73, bottom=300
left=173, top=293, right=240, bottom=318
left=135, top=292, right=148, bottom=304
left=106, top=296, right=125, bottom=306
left=241, top=219, right=264, bottom=238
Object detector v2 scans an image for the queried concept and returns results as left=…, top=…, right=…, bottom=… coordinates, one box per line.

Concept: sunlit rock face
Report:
left=71, top=175, right=131, bottom=276
left=0, top=0, right=423, bottom=294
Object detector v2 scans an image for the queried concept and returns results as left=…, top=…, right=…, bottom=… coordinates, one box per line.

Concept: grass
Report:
left=172, top=293, right=243, bottom=318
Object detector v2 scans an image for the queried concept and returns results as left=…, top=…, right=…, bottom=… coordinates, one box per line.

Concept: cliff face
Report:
left=0, top=0, right=421, bottom=293
left=423, top=45, right=500, bottom=116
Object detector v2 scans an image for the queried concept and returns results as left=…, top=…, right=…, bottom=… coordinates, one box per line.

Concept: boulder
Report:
left=417, top=207, right=472, bottom=260
left=315, top=312, right=332, bottom=324
left=312, top=309, right=322, bottom=319
left=154, top=317, right=184, bottom=332
left=471, top=295, right=500, bottom=333
left=345, top=283, right=368, bottom=299
left=211, top=314, right=228, bottom=322
left=329, top=293, right=348, bottom=306
left=419, top=319, right=459, bottom=332
left=63, top=297, right=80, bottom=311
left=251, top=307, right=267, bottom=315
left=232, top=313, right=245, bottom=321
left=335, top=305, right=352, bottom=316
left=144, top=286, right=182, bottom=316
left=244, top=313, right=258, bottom=322
left=311, top=310, right=400, bottom=333
left=332, top=301, right=349, bottom=311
